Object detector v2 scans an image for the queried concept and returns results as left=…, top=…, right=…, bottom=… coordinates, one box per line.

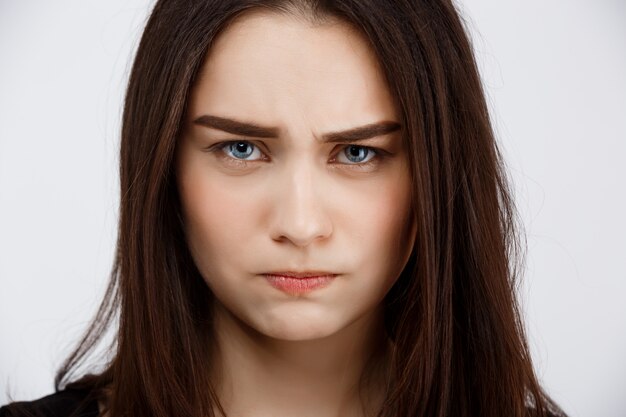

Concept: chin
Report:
left=262, top=325, right=336, bottom=342
left=253, top=314, right=345, bottom=342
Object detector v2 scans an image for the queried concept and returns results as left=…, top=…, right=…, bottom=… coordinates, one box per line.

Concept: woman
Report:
left=0, top=0, right=567, bottom=416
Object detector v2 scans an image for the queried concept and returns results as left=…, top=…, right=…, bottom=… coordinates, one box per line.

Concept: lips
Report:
left=263, top=271, right=337, bottom=278
left=261, top=271, right=338, bottom=295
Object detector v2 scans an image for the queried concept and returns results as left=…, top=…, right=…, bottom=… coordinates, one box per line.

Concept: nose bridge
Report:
left=270, top=154, right=332, bottom=246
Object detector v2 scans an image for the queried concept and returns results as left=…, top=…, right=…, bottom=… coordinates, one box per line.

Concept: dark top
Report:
left=0, top=388, right=565, bottom=417
left=0, top=388, right=99, bottom=417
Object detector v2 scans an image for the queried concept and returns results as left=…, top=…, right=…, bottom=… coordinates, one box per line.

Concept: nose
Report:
left=268, top=159, right=333, bottom=247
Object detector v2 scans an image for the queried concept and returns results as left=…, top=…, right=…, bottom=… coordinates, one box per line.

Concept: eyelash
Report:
left=206, top=140, right=387, bottom=171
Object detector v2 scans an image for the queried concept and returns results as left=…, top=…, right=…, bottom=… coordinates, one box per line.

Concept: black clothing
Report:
left=0, top=388, right=99, bottom=417
left=0, top=387, right=565, bottom=417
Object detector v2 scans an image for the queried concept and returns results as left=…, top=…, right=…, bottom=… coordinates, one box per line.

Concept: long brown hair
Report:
left=8, top=1, right=566, bottom=416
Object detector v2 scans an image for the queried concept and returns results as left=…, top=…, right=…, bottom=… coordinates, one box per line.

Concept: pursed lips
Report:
left=262, top=271, right=338, bottom=278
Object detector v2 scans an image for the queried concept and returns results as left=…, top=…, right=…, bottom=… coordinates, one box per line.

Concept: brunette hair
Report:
left=5, top=1, right=566, bottom=416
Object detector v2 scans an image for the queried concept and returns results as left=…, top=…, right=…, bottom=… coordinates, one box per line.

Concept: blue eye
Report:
left=211, top=140, right=383, bottom=169
left=337, top=145, right=377, bottom=164
left=225, top=141, right=263, bottom=160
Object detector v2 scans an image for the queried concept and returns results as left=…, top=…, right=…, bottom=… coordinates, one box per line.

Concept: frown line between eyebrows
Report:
left=192, top=114, right=402, bottom=144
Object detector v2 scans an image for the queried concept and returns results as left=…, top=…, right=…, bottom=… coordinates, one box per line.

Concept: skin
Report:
left=174, top=9, right=416, bottom=417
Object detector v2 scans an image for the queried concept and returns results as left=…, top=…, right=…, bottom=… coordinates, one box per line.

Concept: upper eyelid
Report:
left=210, top=140, right=385, bottom=171
left=216, top=141, right=381, bottom=165
left=215, top=140, right=379, bottom=155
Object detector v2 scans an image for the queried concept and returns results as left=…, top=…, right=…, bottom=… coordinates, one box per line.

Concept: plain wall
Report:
left=1, top=1, right=624, bottom=415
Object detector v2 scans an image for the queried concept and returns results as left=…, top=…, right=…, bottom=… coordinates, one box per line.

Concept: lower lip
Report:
left=263, top=274, right=336, bottom=295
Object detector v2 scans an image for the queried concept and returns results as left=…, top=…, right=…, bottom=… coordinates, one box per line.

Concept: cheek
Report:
left=177, top=167, right=258, bottom=274
left=354, top=173, right=413, bottom=282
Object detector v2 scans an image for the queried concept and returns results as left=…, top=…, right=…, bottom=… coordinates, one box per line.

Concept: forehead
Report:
left=188, top=10, right=398, bottom=132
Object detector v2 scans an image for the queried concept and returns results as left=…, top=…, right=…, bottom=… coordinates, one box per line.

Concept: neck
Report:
left=209, top=302, right=391, bottom=417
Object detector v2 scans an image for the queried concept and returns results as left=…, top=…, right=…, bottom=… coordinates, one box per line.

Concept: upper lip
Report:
left=263, top=271, right=338, bottom=278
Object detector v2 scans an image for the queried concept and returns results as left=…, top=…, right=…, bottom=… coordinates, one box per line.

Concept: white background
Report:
left=1, top=1, right=624, bottom=416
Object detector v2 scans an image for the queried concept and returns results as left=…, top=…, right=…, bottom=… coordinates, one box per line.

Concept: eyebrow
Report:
left=192, top=114, right=402, bottom=143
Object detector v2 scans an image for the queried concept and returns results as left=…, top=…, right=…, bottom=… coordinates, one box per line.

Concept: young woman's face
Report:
left=176, top=10, right=416, bottom=341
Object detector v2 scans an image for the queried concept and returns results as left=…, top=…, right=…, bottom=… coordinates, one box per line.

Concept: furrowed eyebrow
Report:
left=193, top=114, right=402, bottom=143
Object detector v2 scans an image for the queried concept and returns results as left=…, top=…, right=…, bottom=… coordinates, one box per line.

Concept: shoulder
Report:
left=0, top=388, right=99, bottom=417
